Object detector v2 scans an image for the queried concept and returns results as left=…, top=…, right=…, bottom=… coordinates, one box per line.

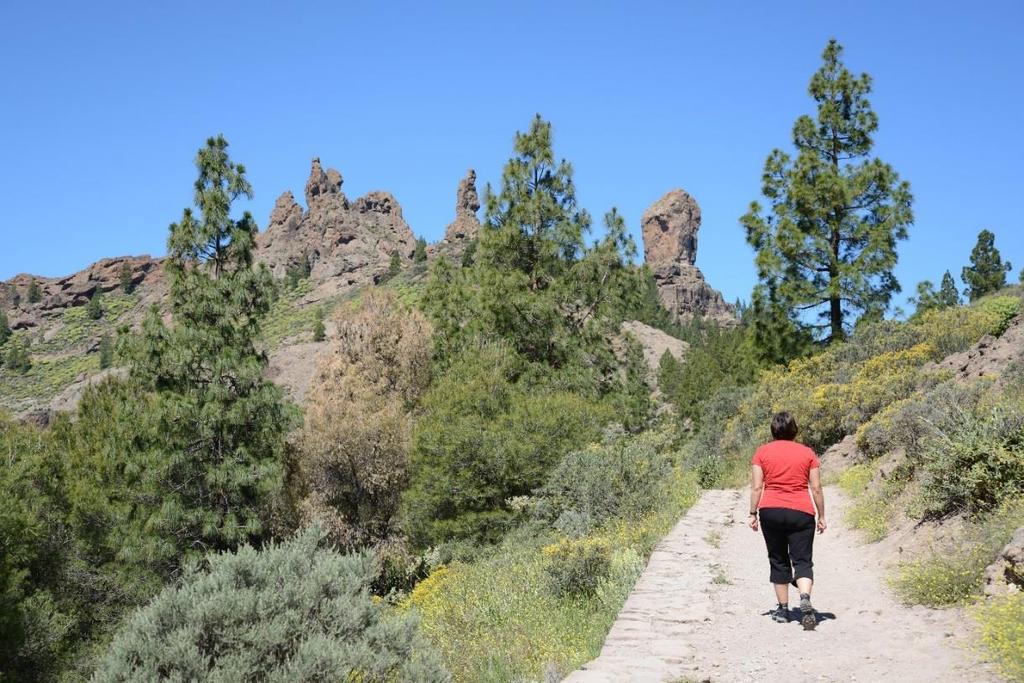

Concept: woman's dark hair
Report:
left=770, top=411, right=798, bottom=440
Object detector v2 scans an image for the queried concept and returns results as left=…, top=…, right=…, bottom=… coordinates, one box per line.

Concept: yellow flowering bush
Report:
left=402, top=465, right=698, bottom=682
left=543, top=538, right=612, bottom=597
left=912, top=295, right=1019, bottom=358
left=727, top=343, right=934, bottom=453
left=972, top=593, right=1024, bottom=681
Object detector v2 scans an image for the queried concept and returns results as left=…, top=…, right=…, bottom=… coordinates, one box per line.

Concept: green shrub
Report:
left=0, top=310, right=10, bottom=347
left=0, top=416, right=70, bottom=680
left=658, top=323, right=759, bottom=427
left=98, top=333, right=113, bottom=369
left=414, top=237, right=428, bottom=262
left=912, top=303, right=1011, bottom=358
left=917, top=398, right=1024, bottom=516
left=893, top=498, right=1024, bottom=607
left=4, top=335, right=31, bottom=373
left=86, top=290, right=103, bottom=320
left=973, top=593, right=1024, bottom=681
left=855, top=380, right=982, bottom=459
left=93, top=527, right=448, bottom=682
left=543, top=538, right=612, bottom=597
left=312, top=306, right=326, bottom=341
left=534, top=425, right=677, bottom=535
left=404, top=343, right=612, bottom=547
left=975, top=294, right=1021, bottom=336
left=118, top=261, right=135, bottom=294
left=893, top=545, right=992, bottom=607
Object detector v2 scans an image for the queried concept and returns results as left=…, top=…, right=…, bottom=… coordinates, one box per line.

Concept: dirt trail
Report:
left=564, top=487, right=1000, bottom=683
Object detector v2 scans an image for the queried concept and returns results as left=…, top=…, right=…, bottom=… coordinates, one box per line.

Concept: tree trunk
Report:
left=829, top=226, right=843, bottom=341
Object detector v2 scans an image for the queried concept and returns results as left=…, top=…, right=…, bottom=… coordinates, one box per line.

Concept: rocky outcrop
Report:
left=819, top=434, right=865, bottom=479
left=641, top=190, right=737, bottom=327
left=928, top=314, right=1024, bottom=382
left=428, top=169, right=481, bottom=262
left=2, top=255, right=162, bottom=330
left=984, top=527, right=1024, bottom=596
left=256, top=158, right=417, bottom=293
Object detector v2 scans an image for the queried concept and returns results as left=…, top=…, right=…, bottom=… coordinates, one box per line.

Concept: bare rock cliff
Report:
left=641, top=189, right=737, bottom=326
left=256, top=157, right=417, bottom=293
left=427, top=168, right=481, bottom=262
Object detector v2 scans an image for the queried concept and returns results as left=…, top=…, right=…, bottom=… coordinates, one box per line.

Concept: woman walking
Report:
left=748, top=411, right=826, bottom=630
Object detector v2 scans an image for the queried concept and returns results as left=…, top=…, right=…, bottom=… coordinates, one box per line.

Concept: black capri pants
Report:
left=759, top=507, right=815, bottom=584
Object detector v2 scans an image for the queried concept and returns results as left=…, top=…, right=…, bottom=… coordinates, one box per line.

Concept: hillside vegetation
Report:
left=3, top=39, right=1023, bottom=682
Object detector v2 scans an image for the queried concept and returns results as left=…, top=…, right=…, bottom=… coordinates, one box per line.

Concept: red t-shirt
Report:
left=752, top=440, right=820, bottom=516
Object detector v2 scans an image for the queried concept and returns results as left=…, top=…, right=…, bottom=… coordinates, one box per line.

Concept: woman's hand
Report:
left=816, top=517, right=827, bottom=534
left=748, top=513, right=759, bottom=532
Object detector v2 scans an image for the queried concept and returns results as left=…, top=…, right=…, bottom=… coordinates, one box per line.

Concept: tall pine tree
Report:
left=939, top=270, right=960, bottom=307
left=961, top=229, right=1011, bottom=302
left=126, top=135, right=292, bottom=575
left=742, top=39, right=913, bottom=343
left=480, top=114, right=591, bottom=291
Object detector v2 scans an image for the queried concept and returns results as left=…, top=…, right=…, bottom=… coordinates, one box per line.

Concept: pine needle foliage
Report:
left=4, top=335, right=31, bottom=373
left=910, top=270, right=960, bottom=316
left=118, top=262, right=135, bottom=294
left=961, top=229, right=1012, bottom=302
left=123, top=135, right=293, bottom=575
left=86, top=289, right=103, bottom=320
left=93, top=527, right=449, bottom=682
left=0, top=309, right=10, bottom=347
left=742, top=39, right=914, bottom=343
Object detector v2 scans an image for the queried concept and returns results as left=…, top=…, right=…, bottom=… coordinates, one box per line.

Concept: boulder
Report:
left=984, top=527, right=1024, bottom=596
left=928, top=314, right=1024, bottom=382
left=819, top=434, right=864, bottom=479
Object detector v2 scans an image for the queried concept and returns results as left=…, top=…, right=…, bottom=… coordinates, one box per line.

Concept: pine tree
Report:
left=911, top=270, right=961, bottom=316
left=86, top=289, right=103, bottom=320
left=26, top=279, right=42, bottom=304
left=125, top=135, right=292, bottom=574
left=742, top=39, right=913, bottom=342
left=910, top=280, right=940, bottom=314
left=119, top=261, right=136, bottom=294
left=98, top=333, right=113, bottom=369
left=961, top=229, right=1012, bottom=302
left=0, top=310, right=10, bottom=347
left=285, top=253, right=311, bottom=289
left=386, top=250, right=402, bottom=280
left=480, top=114, right=590, bottom=290
left=413, top=236, right=427, bottom=262
left=938, top=271, right=960, bottom=307
left=745, top=284, right=812, bottom=366
left=5, top=336, right=31, bottom=373
left=312, top=306, right=326, bottom=342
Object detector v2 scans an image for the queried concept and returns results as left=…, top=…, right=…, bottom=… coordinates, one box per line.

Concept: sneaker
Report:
left=771, top=604, right=789, bottom=623
left=799, top=594, right=816, bottom=630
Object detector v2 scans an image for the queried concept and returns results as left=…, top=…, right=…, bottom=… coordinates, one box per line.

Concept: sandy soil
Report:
left=564, top=487, right=1001, bottom=683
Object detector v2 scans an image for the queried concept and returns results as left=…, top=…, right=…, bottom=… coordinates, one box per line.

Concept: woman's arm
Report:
left=808, top=467, right=826, bottom=533
left=749, top=465, right=764, bottom=531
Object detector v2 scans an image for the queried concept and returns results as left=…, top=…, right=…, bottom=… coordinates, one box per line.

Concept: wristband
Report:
left=749, top=511, right=757, bottom=516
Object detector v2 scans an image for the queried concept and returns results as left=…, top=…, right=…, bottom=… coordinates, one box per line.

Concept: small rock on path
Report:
left=564, top=487, right=999, bottom=682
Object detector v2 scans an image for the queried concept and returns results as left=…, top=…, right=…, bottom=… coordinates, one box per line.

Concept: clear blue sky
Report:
left=2, top=1, right=1022, bottom=313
